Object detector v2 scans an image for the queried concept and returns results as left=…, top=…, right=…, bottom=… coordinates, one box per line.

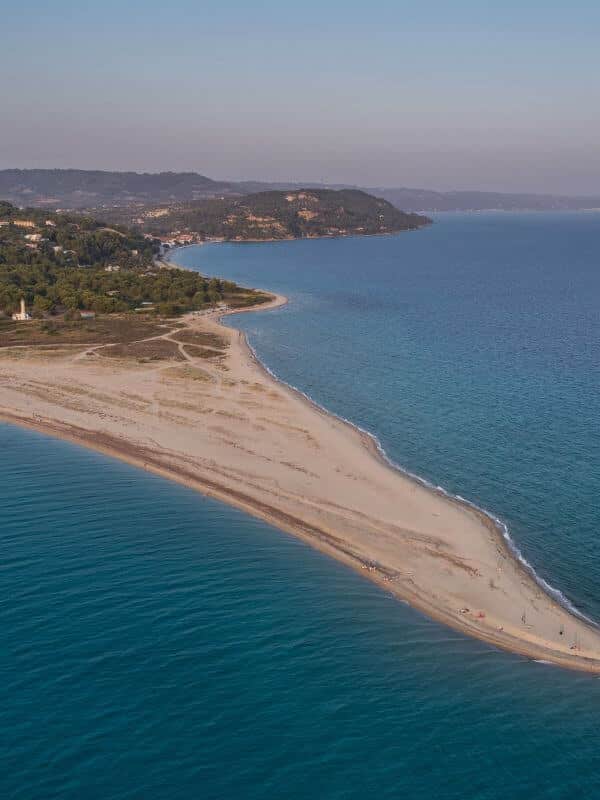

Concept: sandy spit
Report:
left=1, top=292, right=600, bottom=673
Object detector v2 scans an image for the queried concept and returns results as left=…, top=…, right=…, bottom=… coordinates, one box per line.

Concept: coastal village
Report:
left=0, top=202, right=266, bottom=331
left=0, top=189, right=428, bottom=324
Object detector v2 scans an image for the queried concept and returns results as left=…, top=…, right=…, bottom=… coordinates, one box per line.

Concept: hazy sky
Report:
left=3, top=1, right=600, bottom=193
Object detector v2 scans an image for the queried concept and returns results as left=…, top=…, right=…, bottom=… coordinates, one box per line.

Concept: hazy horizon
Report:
left=3, top=165, right=600, bottom=199
left=3, top=1, right=600, bottom=195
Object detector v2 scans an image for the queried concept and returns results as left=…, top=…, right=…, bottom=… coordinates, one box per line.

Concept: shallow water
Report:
left=177, top=213, right=600, bottom=621
left=3, top=213, right=600, bottom=798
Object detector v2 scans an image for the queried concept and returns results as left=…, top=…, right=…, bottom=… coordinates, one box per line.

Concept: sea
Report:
left=3, top=212, right=600, bottom=799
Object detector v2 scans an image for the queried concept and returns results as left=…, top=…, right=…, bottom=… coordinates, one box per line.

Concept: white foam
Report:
left=173, top=241, right=598, bottom=633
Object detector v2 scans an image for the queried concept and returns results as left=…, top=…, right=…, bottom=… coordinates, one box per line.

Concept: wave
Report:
left=223, top=307, right=598, bottom=630
left=173, top=243, right=597, bottom=630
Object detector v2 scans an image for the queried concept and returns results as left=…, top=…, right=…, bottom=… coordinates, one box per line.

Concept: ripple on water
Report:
left=5, top=213, right=600, bottom=798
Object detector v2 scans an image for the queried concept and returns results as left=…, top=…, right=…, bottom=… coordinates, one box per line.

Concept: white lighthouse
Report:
left=12, top=298, right=31, bottom=321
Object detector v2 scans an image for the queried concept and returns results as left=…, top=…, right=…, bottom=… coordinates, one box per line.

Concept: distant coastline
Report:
left=157, top=224, right=431, bottom=268
left=3, top=168, right=600, bottom=213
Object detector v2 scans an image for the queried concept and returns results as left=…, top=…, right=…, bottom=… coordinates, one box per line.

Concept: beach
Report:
left=2, top=291, right=600, bottom=672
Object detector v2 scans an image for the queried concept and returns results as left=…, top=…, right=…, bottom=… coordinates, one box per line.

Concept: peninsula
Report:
left=1, top=203, right=599, bottom=673
left=104, top=189, right=431, bottom=243
left=1, top=292, right=600, bottom=672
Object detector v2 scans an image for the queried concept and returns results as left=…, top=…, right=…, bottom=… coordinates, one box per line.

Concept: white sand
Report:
left=1, top=295, right=600, bottom=672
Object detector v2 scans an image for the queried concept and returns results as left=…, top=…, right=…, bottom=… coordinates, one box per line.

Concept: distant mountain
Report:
left=369, top=187, right=600, bottom=212
left=0, top=169, right=350, bottom=210
left=0, top=169, right=245, bottom=209
left=112, top=189, right=431, bottom=241
left=0, top=169, right=599, bottom=213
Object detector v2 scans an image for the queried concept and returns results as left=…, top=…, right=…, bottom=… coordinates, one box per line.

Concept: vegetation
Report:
left=0, top=315, right=168, bottom=348
left=0, top=202, right=268, bottom=319
left=102, top=338, right=186, bottom=362
left=107, top=189, right=431, bottom=241
left=0, top=169, right=238, bottom=209
left=0, top=169, right=375, bottom=210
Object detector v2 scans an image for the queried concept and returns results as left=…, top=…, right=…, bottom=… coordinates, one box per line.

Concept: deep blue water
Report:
left=3, top=213, right=600, bottom=799
left=177, top=213, right=600, bottom=620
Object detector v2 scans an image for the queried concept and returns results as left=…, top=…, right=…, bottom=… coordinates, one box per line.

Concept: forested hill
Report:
left=0, top=202, right=265, bottom=317
left=115, top=190, right=431, bottom=241
left=0, top=169, right=238, bottom=209
left=2, top=169, right=600, bottom=212
left=0, top=169, right=339, bottom=209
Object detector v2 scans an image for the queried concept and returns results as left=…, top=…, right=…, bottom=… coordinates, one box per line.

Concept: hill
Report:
left=0, top=169, right=242, bottom=209
left=110, top=189, right=431, bottom=241
left=0, top=169, right=344, bottom=210
left=1, top=169, right=600, bottom=213
left=0, top=202, right=265, bottom=318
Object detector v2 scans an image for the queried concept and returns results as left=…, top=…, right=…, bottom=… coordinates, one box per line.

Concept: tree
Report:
left=33, top=295, right=53, bottom=316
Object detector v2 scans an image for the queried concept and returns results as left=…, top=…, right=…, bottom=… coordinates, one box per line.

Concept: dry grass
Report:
left=102, top=339, right=184, bottom=362
left=0, top=316, right=168, bottom=348
left=171, top=329, right=229, bottom=349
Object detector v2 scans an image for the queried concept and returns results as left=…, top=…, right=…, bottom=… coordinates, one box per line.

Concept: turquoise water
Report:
left=177, top=213, right=600, bottom=621
left=3, top=213, right=600, bottom=799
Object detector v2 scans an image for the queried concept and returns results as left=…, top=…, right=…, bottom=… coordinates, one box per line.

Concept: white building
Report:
left=12, top=298, right=31, bottom=321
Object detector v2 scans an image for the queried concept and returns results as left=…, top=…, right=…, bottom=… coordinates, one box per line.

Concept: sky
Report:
left=2, top=0, right=600, bottom=194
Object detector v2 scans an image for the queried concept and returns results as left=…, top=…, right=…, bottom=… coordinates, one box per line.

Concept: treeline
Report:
left=0, top=261, right=244, bottom=317
left=0, top=203, right=261, bottom=317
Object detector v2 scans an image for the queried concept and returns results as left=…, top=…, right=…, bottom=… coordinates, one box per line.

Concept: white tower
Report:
left=12, top=298, right=31, bottom=321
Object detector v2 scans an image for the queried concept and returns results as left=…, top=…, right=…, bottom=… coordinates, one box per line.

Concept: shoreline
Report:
left=171, top=243, right=594, bottom=629
left=2, top=291, right=600, bottom=672
left=234, top=313, right=595, bottom=629
left=156, top=224, right=431, bottom=267
left=220, top=297, right=600, bottom=665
